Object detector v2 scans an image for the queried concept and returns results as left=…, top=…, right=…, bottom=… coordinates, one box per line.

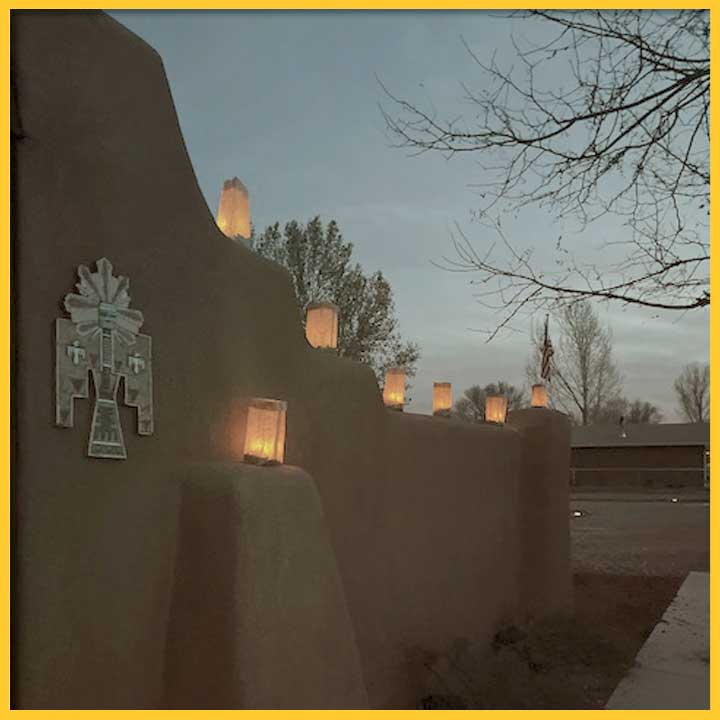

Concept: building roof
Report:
left=572, top=422, right=710, bottom=449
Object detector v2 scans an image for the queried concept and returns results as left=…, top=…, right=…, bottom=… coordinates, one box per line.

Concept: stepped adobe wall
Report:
left=11, top=11, right=571, bottom=708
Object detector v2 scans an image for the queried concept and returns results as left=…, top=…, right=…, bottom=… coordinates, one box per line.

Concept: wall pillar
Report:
left=508, top=408, right=573, bottom=620
left=164, top=462, right=368, bottom=709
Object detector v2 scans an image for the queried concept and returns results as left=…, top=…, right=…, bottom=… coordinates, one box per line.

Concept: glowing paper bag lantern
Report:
left=433, top=382, right=452, bottom=415
left=305, top=301, right=339, bottom=349
left=216, top=177, right=250, bottom=240
left=383, top=367, right=406, bottom=409
left=243, top=398, right=287, bottom=464
left=485, top=395, right=508, bottom=424
left=531, top=383, right=548, bottom=408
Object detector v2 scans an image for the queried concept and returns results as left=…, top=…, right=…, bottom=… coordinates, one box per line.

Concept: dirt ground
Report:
left=421, top=573, right=683, bottom=709
left=421, top=496, right=708, bottom=709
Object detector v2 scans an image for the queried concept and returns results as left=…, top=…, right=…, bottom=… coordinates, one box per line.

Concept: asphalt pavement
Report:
left=569, top=493, right=709, bottom=576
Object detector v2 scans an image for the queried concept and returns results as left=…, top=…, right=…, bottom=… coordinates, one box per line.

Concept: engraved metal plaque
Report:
left=55, top=258, right=153, bottom=459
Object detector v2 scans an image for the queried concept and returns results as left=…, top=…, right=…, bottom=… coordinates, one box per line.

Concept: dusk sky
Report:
left=111, top=10, right=709, bottom=420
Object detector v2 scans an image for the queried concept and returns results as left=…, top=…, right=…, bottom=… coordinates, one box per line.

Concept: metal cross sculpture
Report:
left=55, top=258, right=153, bottom=459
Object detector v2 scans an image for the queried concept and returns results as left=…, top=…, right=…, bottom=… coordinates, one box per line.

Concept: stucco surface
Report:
left=12, top=11, right=572, bottom=708
left=374, top=411, right=524, bottom=705
left=164, top=463, right=368, bottom=709
left=509, top=408, right=573, bottom=618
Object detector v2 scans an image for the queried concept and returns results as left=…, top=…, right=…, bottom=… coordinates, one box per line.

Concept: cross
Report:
left=128, top=352, right=145, bottom=375
left=66, top=341, right=86, bottom=366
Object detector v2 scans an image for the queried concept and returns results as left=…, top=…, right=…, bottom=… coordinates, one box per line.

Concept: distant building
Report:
left=571, top=423, right=710, bottom=489
left=216, top=177, right=252, bottom=246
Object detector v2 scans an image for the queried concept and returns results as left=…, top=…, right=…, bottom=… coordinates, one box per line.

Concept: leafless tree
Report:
left=625, top=399, right=664, bottom=424
left=381, top=10, right=709, bottom=336
left=528, top=301, right=623, bottom=425
left=673, top=362, right=709, bottom=422
left=589, top=396, right=630, bottom=425
left=591, top=397, right=663, bottom=424
left=453, top=381, right=525, bottom=422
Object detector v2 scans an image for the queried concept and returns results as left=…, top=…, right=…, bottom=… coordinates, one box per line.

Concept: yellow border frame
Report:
left=3, top=2, right=715, bottom=717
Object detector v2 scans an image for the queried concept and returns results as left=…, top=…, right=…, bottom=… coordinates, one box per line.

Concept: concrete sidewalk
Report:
left=605, top=571, right=709, bottom=710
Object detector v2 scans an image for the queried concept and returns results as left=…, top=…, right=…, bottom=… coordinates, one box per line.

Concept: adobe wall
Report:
left=163, top=463, right=369, bottom=709
left=12, top=11, right=572, bottom=709
left=509, top=408, right=573, bottom=619
left=372, top=411, right=524, bottom=705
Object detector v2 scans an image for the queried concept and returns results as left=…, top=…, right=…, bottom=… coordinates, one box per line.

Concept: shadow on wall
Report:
left=11, top=10, right=572, bottom=709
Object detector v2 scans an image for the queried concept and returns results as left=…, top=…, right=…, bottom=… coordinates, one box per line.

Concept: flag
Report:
left=540, top=315, right=554, bottom=381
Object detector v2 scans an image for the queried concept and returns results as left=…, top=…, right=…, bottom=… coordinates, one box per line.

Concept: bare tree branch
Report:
left=380, top=10, right=709, bottom=335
